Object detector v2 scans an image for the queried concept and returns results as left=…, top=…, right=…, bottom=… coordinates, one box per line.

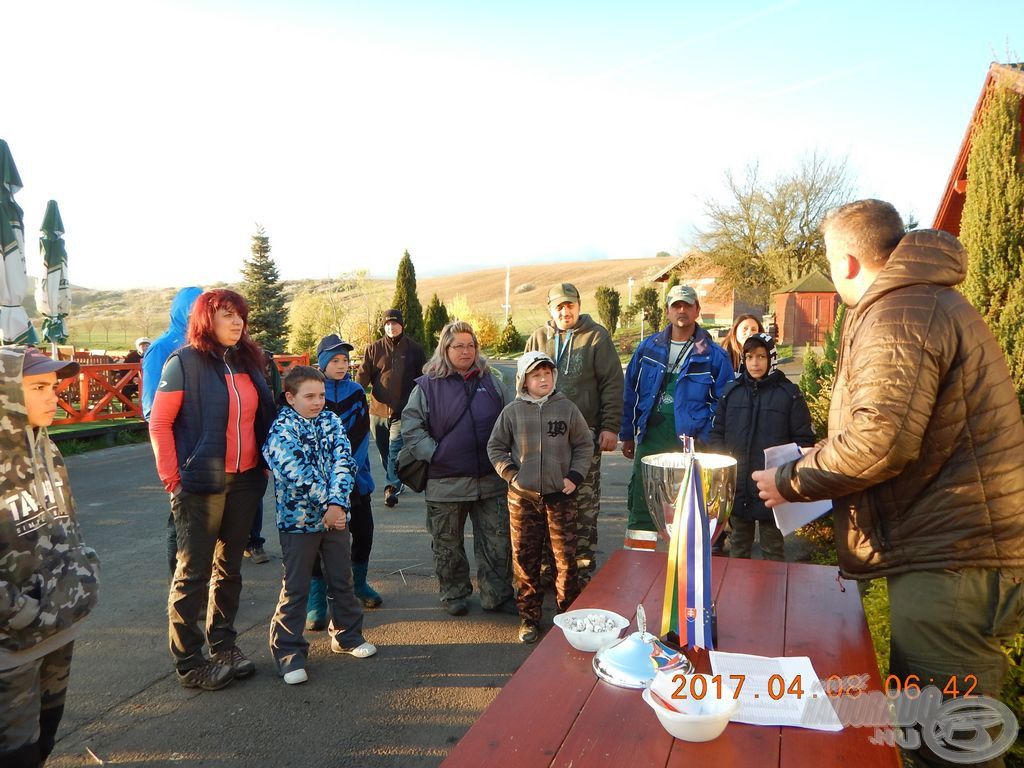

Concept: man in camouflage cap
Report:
left=0, top=346, right=100, bottom=767
left=525, top=283, right=623, bottom=584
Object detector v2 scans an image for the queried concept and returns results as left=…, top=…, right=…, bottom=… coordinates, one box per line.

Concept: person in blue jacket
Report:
left=304, top=335, right=382, bottom=632
left=619, top=285, right=733, bottom=548
left=141, top=286, right=202, bottom=576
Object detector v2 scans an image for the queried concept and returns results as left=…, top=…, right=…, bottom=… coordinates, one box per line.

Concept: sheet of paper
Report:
left=763, top=442, right=833, bottom=536
left=709, top=651, right=843, bottom=731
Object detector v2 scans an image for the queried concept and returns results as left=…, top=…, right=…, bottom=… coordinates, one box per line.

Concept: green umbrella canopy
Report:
left=38, top=200, right=71, bottom=344
left=0, top=139, right=38, bottom=344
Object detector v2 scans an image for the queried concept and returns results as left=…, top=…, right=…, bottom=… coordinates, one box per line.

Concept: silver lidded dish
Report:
left=593, top=604, right=694, bottom=689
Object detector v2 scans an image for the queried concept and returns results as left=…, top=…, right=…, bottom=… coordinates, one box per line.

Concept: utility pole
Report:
left=502, top=265, right=511, bottom=323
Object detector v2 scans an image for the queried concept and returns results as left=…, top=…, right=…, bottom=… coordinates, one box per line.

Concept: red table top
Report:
left=443, top=550, right=901, bottom=767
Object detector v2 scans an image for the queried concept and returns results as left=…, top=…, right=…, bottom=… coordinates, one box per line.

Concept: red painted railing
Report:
left=54, top=363, right=142, bottom=425
left=51, top=354, right=311, bottom=425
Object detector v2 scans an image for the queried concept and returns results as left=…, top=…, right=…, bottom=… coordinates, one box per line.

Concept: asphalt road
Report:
left=47, top=427, right=633, bottom=767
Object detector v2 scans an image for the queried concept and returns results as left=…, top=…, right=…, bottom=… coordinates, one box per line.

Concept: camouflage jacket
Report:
left=1, top=346, right=100, bottom=666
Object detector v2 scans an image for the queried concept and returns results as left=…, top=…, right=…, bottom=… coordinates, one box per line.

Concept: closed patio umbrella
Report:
left=37, top=200, right=71, bottom=344
left=0, top=139, right=37, bottom=344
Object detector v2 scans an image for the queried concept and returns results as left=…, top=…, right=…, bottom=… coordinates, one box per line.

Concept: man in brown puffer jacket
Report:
left=755, top=199, right=1024, bottom=768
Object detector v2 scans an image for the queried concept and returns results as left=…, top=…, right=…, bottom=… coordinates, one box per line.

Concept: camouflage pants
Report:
left=542, top=449, right=602, bottom=584
left=509, top=493, right=580, bottom=624
left=425, top=495, right=513, bottom=609
left=0, top=641, right=73, bottom=760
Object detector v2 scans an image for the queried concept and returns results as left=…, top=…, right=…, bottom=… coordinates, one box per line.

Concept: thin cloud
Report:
left=755, top=63, right=871, bottom=100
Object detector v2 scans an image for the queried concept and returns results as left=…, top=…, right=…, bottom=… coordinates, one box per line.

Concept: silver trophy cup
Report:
left=640, top=451, right=738, bottom=543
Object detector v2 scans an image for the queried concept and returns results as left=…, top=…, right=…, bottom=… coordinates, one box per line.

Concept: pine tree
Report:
left=423, top=293, right=449, bottom=353
left=495, top=316, right=524, bottom=355
left=819, top=303, right=846, bottom=381
left=392, top=250, right=425, bottom=345
left=960, top=83, right=1024, bottom=407
left=241, top=225, right=288, bottom=352
left=594, top=285, right=621, bottom=334
left=799, top=345, right=822, bottom=399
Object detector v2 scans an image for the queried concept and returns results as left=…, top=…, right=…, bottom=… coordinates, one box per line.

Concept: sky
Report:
left=3, top=0, right=1020, bottom=289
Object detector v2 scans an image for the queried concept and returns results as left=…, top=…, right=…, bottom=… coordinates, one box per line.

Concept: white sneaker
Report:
left=331, top=639, right=377, bottom=658
left=283, top=668, right=308, bottom=685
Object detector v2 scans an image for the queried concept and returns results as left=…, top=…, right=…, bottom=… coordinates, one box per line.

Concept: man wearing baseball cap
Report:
left=619, top=285, right=732, bottom=549
left=524, top=282, right=623, bottom=584
left=1, top=346, right=99, bottom=767
left=356, top=309, right=427, bottom=508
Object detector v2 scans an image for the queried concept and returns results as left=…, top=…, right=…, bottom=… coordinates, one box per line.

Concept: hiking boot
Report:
left=331, top=639, right=378, bottom=658
left=306, top=577, right=328, bottom=630
left=352, top=562, right=383, bottom=608
left=518, top=621, right=540, bottom=644
left=444, top=597, right=469, bottom=616
left=177, top=660, right=235, bottom=691
left=211, top=647, right=256, bottom=679
left=483, top=598, right=518, bottom=615
left=384, top=486, right=399, bottom=508
left=246, top=545, right=270, bottom=564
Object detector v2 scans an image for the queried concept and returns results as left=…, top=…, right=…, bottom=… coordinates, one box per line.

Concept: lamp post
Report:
left=627, top=276, right=634, bottom=306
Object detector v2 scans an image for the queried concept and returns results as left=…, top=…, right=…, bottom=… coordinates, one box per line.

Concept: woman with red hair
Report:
left=149, top=289, right=277, bottom=691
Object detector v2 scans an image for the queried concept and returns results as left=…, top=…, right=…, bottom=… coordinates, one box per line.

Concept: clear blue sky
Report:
left=3, top=0, right=1020, bottom=288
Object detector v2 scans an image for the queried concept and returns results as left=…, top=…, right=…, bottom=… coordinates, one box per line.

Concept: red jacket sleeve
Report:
left=149, top=356, right=185, bottom=493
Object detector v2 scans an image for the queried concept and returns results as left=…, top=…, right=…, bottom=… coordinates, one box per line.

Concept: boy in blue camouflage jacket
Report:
left=1, top=346, right=100, bottom=767
left=263, top=366, right=376, bottom=685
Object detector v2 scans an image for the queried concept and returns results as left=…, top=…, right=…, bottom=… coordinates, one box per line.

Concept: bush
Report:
left=494, top=316, right=524, bottom=355
left=514, top=282, right=535, bottom=294
left=595, top=285, right=621, bottom=334
left=473, top=314, right=501, bottom=350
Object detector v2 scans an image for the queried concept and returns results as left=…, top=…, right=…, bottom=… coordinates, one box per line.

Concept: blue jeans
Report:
left=371, top=414, right=403, bottom=491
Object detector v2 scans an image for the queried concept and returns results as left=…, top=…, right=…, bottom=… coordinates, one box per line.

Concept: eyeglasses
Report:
left=450, top=343, right=477, bottom=352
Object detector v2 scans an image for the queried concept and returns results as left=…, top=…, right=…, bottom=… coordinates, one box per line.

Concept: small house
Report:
left=772, top=271, right=839, bottom=346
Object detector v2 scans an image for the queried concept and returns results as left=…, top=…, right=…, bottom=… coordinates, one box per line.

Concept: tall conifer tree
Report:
left=960, top=81, right=1024, bottom=406
left=241, top=225, right=289, bottom=352
left=392, top=250, right=425, bottom=345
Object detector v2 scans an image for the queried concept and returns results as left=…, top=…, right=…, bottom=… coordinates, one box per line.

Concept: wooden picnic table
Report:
left=443, top=550, right=900, bottom=767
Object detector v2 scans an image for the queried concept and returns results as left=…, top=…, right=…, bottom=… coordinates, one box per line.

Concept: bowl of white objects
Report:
left=642, top=673, right=740, bottom=742
left=553, top=609, right=630, bottom=652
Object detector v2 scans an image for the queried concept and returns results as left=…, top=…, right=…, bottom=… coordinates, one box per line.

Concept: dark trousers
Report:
left=0, top=642, right=73, bottom=764
left=270, top=529, right=365, bottom=674
left=168, top=469, right=267, bottom=672
left=729, top=517, right=785, bottom=561
left=509, top=493, right=580, bottom=624
left=248, top=497, right=266, bottom=550
left=371, top=415, right=403, bottom=490
left=311, top=492, right=374, bottom=578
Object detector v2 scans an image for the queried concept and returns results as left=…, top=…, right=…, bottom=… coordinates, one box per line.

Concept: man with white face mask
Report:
left=357, top=309, right=427, bottom=508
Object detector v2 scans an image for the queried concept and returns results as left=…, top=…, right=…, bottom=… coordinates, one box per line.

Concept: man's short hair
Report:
left=821, top=199, right=905, bottom=268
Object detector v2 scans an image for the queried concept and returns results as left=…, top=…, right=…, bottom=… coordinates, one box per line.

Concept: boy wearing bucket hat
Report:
left=0, top=346, right=100, bottom=767
left=487, top=351, right=593, bottom=643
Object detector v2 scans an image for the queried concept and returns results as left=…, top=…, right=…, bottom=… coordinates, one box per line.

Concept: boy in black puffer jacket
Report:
left=708, top=334, right=814, bottom=560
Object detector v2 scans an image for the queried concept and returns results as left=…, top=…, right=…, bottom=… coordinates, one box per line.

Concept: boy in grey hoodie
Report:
left=487, top=351, right=593, bottom=643
left=1, top=346, right=100, bottom=767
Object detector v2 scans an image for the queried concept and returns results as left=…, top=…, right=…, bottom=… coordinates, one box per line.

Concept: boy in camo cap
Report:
left=0, top=346, right=100, bottom=767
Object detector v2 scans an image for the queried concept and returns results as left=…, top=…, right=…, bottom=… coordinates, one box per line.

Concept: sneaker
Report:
left=211, top=647, right=256, bottom=679
left=247, top=546, right=269, bottom=564
left=518, top=621, right=540, bottom=644
left=283, top=668, right=308, bottom=685
left=483, top=598, right=518, bottom=615
left=444, top=597, right=469, bottom=616
left=177, top=660, right=235, bottom=691
left=331, top=639, right=377, bottom=658
left=384, top=486, right=398, bottom=508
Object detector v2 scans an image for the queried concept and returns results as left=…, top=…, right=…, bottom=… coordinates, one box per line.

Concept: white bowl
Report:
left=642, top=676, right=740, bottom=742
left=553, top=609, right=629, bottom=652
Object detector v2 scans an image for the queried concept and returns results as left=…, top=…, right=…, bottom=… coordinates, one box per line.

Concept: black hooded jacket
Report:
left=708, top=368, right=815, bottom=521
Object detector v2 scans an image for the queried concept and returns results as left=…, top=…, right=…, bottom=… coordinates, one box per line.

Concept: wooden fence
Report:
left=52, top=353, right=310, bottom=425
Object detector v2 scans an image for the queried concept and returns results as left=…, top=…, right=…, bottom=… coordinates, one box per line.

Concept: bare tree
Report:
left=697, top=153, right=855, bottom=306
